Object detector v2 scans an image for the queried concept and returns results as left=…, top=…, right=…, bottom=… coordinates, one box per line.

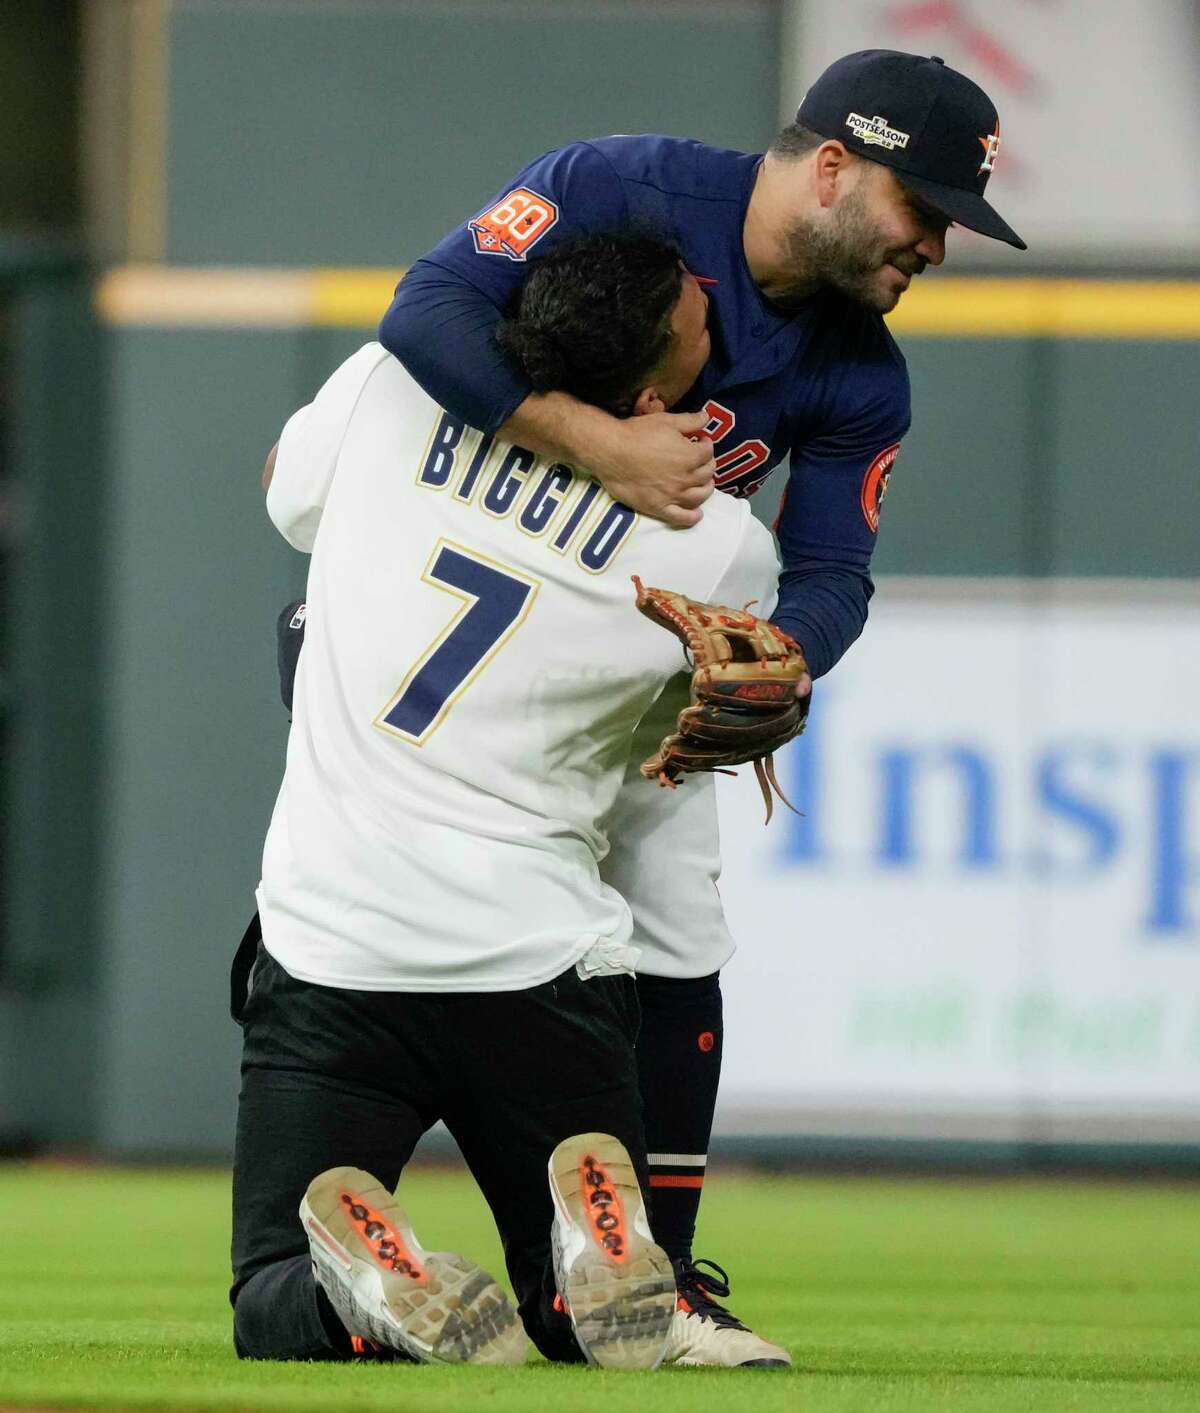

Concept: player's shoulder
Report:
left=346, top=341, right=436, bottom=408
left=629, top=488, right=774, bottom=593
left=327, top=339, right=392, bottom=386
left=304, top=342, right=445, bottom=452
left=577, top=135, right=758, bottom=202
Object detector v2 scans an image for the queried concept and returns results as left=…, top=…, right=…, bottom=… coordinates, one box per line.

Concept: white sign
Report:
left=715, top=592, right=1200, bottom=1137
left=785, top=0, right=1200, bottom=260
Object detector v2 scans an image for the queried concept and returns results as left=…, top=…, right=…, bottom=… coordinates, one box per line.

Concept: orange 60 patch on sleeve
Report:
left=860, top=443, right=900, bottom=533
left=469, top=188, right=559, bottom=261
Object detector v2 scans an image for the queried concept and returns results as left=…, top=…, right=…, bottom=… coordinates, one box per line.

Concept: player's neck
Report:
left=743, top=155, right=824, bottom=304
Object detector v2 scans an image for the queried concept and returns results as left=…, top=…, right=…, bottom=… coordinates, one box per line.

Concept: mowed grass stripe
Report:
left=0, top=1165, right=1197, bottom=1411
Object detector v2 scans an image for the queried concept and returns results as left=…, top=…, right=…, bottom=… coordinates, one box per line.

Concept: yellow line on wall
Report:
left=127, top=0, right=171, bottom=262
left=94, top=268, right=1200, bottom=338
left=96, top=266, right=317, bottom=326
left=887, top=279, right=1200, bottom=338
left=311, top=268, right=402, bottom=326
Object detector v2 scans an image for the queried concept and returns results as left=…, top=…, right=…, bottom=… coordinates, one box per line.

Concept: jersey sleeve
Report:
left=267, top=342, right=389, bottom=552
left=772, top=325, right=911, bottom=678
left=378, top=141, right=629, bottom=433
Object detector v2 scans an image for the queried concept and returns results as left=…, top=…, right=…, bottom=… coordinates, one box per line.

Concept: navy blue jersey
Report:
left=379, top=136, right=911, bottom=678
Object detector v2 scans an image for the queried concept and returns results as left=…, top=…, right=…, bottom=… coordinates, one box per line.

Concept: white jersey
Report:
left=258, top=343, right=779, bottom=992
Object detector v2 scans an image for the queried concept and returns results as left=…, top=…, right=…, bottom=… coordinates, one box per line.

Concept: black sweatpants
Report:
left=229, top=920, right=645, bottom=1363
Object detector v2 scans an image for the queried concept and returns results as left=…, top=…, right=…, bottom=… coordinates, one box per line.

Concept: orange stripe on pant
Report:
left=649, top=1174, right=705, bottom=1189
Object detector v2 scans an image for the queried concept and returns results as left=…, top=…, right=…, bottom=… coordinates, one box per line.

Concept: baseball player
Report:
left=376, top=49, right=1025, bottom=1365
left=233, top=233, right=788, bottom=1370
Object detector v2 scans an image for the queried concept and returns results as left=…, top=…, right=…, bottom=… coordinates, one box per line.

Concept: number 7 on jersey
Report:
left=375, top=539, right=540, bottom=744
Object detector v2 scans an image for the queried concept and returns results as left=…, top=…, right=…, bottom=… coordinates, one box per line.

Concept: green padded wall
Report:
left=166, top=0, right=783, bottom=266
left=5, top=0, right=1196, bottom=1158
left=872, top=338, right=1047, bottom=577
left=1047, top=342, right=1200, bottom=577
left=92, top=329, right=308, bottom=1152
left=2, top=272, right=104, bottom=1145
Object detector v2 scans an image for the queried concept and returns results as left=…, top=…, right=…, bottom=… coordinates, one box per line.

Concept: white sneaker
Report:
left=665, top=1257, right=792, bottom=1368
left=299, top=1165, right=527, bottom=1366
left=547, top=1133, right=676, bottom=1370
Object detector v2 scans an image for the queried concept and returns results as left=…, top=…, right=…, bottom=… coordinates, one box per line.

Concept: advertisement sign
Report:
left=715, top=591, right=1200, bottom=1138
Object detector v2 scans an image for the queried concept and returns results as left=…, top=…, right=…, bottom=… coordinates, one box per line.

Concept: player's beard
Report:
left=778, top=183, right=915, bottom=314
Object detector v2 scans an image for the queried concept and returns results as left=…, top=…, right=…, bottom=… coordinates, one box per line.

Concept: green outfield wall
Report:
left=99, top=0, right=782, bottom=266
left=2, top=0, right=1196, bottom=1158
left=3, top=269, right=1197, bottom=1157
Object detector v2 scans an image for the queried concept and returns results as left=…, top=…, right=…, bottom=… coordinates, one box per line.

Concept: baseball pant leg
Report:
left=600, top=755, right=732, bottom=1259
left=440, top=966, right=646, bottom=1363
left=230, top=945, right=438, bottom=1360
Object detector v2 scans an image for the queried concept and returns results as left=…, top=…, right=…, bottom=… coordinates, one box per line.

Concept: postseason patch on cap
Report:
left=845, top=112, right=910, bottom=150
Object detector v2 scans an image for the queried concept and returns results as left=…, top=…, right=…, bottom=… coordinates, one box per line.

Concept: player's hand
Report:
left=594, top=411, right=716, bottom=528
left=796, top=670, right=813, bottom=702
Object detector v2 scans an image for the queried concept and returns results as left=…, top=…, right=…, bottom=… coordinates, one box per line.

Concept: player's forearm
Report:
left=497, top=391, right=620, bottom=466
left=382, top=262, right=715, bottom=527
left=379, top=260, right=529, bottom=433
left=771, top=564, right=874, bottom=680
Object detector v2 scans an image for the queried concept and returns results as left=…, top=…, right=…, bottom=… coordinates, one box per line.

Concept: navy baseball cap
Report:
left=798, top=49, right=1026, bottom=250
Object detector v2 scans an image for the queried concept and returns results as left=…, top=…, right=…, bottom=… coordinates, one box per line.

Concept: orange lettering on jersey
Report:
left=860, top=443, right=900, bottom=533
left=696, top=400, right=771, bottom=499
left=469, top=188, right=559, bottom=261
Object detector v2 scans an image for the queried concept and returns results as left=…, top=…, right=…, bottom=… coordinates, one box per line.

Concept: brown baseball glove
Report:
left=632, top=576, right=810, bottom=823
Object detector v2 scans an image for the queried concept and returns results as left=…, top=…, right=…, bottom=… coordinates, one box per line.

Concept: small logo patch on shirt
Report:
left=860, top=443, right=900, bottom=533
left=469, top=187, right=559, bottom=261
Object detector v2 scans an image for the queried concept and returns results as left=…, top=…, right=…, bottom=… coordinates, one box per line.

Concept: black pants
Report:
left=229, top=919, right=645, bottom=1363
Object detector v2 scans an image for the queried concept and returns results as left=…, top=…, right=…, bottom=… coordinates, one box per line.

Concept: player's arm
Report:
left=380, top=142, right=714, bottom=527
left=771, top=342, right=911, bottom=680
left=262, top=441, right=279, bottom=493
left=266, top=342, right=390, bottom=551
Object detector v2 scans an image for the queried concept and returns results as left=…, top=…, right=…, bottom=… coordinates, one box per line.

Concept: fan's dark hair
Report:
left=495, top=231, right=685, bottom=417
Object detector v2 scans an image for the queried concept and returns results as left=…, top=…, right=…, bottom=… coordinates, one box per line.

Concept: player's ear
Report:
left=631, top=386, right=667, bottom=417
left=814, top=139, right=851, bottom=210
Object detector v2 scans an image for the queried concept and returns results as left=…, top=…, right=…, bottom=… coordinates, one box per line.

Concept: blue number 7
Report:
left=375, top=539, right=539, bottom=743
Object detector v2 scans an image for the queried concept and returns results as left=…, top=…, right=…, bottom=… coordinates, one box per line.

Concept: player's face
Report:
left=635, top=270, right=711, bottom=413
left=785, top=160, right=950, bottom=314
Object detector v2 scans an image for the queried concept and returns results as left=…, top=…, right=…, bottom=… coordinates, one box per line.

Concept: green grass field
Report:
left=1, top=1162, right=1197, bottom=1412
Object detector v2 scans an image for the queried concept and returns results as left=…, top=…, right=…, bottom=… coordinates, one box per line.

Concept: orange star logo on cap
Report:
left=978, top=120, right=1001, bottom=174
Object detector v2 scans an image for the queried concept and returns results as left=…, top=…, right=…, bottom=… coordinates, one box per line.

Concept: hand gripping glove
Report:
left=632, top=576, right=809, bottom=822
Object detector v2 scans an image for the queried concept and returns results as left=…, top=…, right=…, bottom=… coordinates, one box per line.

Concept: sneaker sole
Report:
left=548, top=1134, right=675, bottom=1371
left=300, top=1166, right=527, bottom=1366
